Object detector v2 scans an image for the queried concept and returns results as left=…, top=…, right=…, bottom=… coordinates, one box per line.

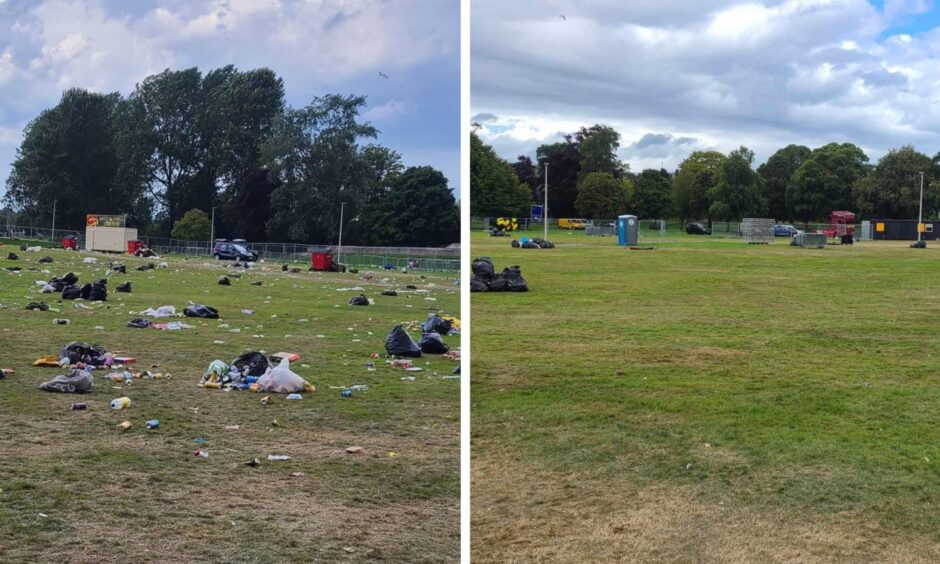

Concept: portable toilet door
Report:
left=618, top=215, right=638, bottom=245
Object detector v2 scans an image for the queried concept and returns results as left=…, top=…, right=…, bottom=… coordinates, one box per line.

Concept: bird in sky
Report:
left=559, top=14, right=566, bottom=20
left=378, top=71, right=389, bottom=79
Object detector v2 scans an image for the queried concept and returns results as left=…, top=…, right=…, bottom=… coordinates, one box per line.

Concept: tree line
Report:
left=4, top=66, right=459, bottom=247
left=470, top=125, right=940, bottom=223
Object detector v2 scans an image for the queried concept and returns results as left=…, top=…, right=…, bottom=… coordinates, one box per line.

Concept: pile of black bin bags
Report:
left=470, top=257, right=528, bottom=292
left=511, top=237, right=555, bottom=249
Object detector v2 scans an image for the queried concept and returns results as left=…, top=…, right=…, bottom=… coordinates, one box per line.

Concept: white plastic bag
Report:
left=256, top=358, right=310, bottom=393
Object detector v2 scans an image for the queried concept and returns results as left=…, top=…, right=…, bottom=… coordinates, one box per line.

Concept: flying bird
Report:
left=378, top=71, right=389, bottom=79
left=559, top=14, right=566, bottom=20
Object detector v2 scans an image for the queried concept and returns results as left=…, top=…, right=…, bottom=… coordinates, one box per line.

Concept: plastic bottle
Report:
left=70, top=403, right=87, bottom=410
left=110, top=397, right=131, bottom=410
left=145, top=419, right=160, bottom=429
left=58, top=356, right=70, bottom=368
left=52, top=319, right=70, bottom=325
left=341, top=389, right=353, bottom=398
left=286, top=393, right=302, bottom=400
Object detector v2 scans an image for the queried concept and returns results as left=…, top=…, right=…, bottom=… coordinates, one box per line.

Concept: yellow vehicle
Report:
left=558, top=218, right=590, bottom=230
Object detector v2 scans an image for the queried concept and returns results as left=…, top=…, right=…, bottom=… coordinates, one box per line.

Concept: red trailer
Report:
left=822, top=211, right=856, bottom=238
left=127, top=240, right=144, bottom=254
left=310, top=246, right=334, bottom=271
left=62, top=235, right=78, bottom=250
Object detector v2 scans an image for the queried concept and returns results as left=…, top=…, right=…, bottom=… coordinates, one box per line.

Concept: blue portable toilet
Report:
left=618, top=215, right=638, bottom=245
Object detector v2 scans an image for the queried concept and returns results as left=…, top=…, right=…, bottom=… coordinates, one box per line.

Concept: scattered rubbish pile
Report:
left=116, top=281, right=132, bottom=293
left=61, top=341, right=113, bottom=367
left=348, top=294, right=370, bottom=306
left=511, top=236, right=555, bottom=249
left=47, top=272, right=78, bottom=292
left=470, top=257, right=528, bottom=292
left=200, top=352, right=314, bottom=393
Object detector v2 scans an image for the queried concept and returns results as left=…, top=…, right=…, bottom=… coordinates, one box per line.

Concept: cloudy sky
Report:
left=472, top=0, right=940, bottom=172
left=0, top=0, right=459, bottom=199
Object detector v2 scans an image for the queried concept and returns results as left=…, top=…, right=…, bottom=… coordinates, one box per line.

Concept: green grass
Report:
left=471, top=232, right=940, bottom=561
left=0, top=248, right=459, bottom=563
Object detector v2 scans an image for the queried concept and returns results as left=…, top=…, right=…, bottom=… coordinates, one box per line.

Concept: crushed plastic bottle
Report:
left=145, top=419, right=160, bottom=429
left=110, top=397, right=131, bottom=410
left=286, top=393, right=302, bottom=400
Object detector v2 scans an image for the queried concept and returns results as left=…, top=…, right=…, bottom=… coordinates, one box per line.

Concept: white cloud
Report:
left=0, top=0, right=459, bottom=197
left=472, top=0, right=940, bottom=170
left=885, top=0, right=933, bottom=19
left=363, top=99, right=414, bottom=122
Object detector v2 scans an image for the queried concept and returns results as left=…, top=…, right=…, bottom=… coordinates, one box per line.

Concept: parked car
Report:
left=213, top=239, right=258, bottom=261
left=558, top=218, right=590, bottom=230
left=773, top=224, right=799, bottom=237
left=686, top=222, right=711, bottom=235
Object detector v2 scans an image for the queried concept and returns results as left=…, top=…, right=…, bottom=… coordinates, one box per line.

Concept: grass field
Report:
left=470, top=232, right=940, bottom=562
left=0, top=246, right=460, bottom=563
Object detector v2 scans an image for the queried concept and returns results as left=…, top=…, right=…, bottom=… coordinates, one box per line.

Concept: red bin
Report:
left=62, top=235, right=77, bottom=250
left=127, top=240, right=144, bottom=254
left=310, top=246, right=334, bottom=271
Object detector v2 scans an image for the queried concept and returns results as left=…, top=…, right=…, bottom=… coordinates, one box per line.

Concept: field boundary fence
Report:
left=0, top=224, right=84, bottom=245
left=0, top=224, right=459, bottom=272
left=139, top=237, right=460, bottom=272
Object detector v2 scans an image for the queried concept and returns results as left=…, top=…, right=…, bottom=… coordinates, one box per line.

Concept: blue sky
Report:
left=472, top=0, right=940, bottom=172
left=0, top=0, right=460, bottom=201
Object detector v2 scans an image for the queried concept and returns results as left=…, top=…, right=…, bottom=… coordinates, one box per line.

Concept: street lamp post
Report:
left=338, top=202, right=346, bottom=266
left=918, top=171, right=925, bottom=243
left=51, top=199, right=57, bottom=243
left=210, top=206, right=216, bottom=255
left=543, top=163, right=549, bottom=241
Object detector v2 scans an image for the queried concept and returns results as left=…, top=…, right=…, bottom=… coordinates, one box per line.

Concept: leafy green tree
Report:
left=511, top=155, right=540, bottom=202
left=757, top=144, right=811, bottom=220
left=575, top=172, right=629, bottom=218
left=171, top=208, right=211, bottom=240
left=470, top=132, right=532, bottom=217
left=263, top=94, right=378, bottom=243
left=4, top=88, right=132, bottom=230
left=575, top=124, right=624, bottom=179
left=125, top=66, right=285, bottom=232
left=536, top=138, right=581, bottom=217
left=633, top=169, right=673, bottom=218
left=127, top=68, right=209, bottom=223
left=232, top=169, right=278, bottom=241
left=709, top=146, right=766, bottom=220
left=786, top=143, right=868, bottom=221
left=361, top=166, right=459, bottom=246
left=673, top=151, right=725, bottom=225
left=854, top=145, right=940, bottom=219
left=360, top=145, right=404, bottom=203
